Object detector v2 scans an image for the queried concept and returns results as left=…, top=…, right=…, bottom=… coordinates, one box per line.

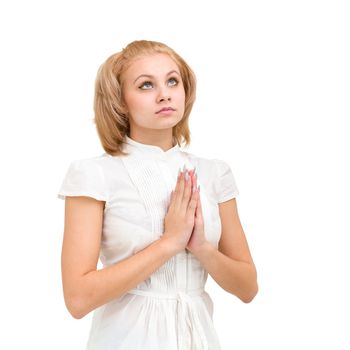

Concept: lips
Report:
left=156, top=107, right=175, bottom=113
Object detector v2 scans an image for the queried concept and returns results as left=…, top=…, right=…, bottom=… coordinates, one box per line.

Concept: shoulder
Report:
left=61, top=153, right=126, bottom=188
left=69, top=153, right=125, bottom=173
left=58, top=152, right=131, bottom=202
left=77, top=153, right=122, bottom=165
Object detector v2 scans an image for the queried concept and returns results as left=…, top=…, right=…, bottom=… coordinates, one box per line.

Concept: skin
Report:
left=121, top=53, right=185, bottom=151
left=61, top=53, right=258, bottom=319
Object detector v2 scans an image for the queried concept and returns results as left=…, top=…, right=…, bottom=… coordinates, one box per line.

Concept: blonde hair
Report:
left=93, top=40, right=197, bottom=156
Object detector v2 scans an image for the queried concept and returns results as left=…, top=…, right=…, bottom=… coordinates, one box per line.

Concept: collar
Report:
left=123, top=135, right=181, bottom=161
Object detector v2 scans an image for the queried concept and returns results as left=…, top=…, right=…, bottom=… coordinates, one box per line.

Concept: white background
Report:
left=1, top=0, right=349, bottom=349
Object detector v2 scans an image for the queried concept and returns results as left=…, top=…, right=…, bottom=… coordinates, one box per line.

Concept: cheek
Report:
left=177, top=86, right=186, bottom=102
left=176, top=89, right=186, bottom=108
left=124, top=93, right=143, bottom=112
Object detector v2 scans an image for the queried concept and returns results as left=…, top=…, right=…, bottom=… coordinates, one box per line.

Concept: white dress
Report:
left=57, top=135, right=239, bottom=350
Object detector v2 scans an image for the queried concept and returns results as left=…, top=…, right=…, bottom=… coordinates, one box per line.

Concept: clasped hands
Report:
left=164, top=165, right=209, bottom=255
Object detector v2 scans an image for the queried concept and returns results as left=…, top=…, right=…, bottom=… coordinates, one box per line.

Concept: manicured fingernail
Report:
left=183, top=164, right=186, bottom=172
left=185, top=171, right=189, bottom=181
left=193, top=166, right=196, bottom=176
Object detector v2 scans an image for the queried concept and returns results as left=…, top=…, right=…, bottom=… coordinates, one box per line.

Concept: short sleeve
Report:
left=57, top=158, right=108, bottom=201
left=213, top=158, right=239, bottom=203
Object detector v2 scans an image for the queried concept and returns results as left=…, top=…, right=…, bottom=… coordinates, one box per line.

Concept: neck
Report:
left=129, top=130, right=175, bottom=152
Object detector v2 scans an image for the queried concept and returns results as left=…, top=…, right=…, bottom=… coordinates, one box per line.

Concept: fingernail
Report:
left=198, top=185, right=201, bottom=192
left=183, top=164, right=186, bottom=172
left=193, top=166, right=196, bottom=176
left=178, top=167, right=182, bottom=176
left=185, top=171, right=189, bottom=181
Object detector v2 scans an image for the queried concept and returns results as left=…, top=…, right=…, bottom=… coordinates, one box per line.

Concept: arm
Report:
left=191, top=198, right=258, bottom=303
left=61, top=196, right=178, bottom=319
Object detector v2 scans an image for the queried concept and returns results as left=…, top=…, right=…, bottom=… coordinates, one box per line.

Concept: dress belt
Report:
left=128, top=288, right=209, bottom=350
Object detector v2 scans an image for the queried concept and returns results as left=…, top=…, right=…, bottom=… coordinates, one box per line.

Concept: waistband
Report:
left=127, top=287, right=209, bottom=349
left=127, top=287, right=205, bottom=299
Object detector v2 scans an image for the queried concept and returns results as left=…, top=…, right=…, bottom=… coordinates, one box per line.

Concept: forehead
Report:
left=123, top=53, right=180, bottom=79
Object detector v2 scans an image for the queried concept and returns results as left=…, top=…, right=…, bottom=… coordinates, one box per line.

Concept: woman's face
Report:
left=121, top=53, right=186, bottom=134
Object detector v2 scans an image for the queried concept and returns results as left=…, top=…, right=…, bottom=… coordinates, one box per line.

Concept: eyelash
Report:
left=139, top=77, right=179, bottom=90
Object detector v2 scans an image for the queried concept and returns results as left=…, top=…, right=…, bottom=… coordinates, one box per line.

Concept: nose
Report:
left=157, top=88, right=171, bottom=103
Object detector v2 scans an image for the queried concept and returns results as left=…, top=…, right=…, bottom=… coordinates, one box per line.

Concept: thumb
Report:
left=168, top=190, right=175, bottom=210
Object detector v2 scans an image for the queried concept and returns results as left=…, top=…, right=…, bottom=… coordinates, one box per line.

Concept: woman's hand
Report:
left=186, top=169, right=209, bottom=254
left=162, top=167, right=199, bottom=252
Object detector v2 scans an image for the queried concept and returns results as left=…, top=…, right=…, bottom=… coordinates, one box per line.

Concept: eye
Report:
left=168, top=77, right=179, bottom=86
left=138, top=77, right=180, bottom=90
left=139, top=81, right=153, bottom=90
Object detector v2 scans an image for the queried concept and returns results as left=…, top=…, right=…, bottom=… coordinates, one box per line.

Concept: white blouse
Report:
left=57, top=135, right=239, bottom=350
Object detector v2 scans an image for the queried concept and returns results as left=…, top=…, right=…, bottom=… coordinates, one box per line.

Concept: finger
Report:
left=187, top=186, right=199, bottom=216
left=174, top=170, right=182, bottom=193
left=167, top=190, right=174, bottom=211
left=174, top=168, right=186, bottom=210
left=181, top=170, right=193, bottom=209
left=170, top=190, right=175, bottom=202
left=192, top=171, right=197, bottom=192
left=191, top=173, right=200, bottom=217
left=196, top=188, right=203, bottom=218
left=169, top=169, right=182, bottom=210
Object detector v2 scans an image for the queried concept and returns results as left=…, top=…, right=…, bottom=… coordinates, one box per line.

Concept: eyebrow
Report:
left=133, top=70, right=180, bottom=84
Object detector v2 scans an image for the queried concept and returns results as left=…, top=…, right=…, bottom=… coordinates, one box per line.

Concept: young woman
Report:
left=58, top=39, right=258, bottom=349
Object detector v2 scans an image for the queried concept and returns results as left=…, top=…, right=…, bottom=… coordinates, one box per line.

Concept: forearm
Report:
left=69, top=237, right=178, bottom=319
left=191, top=241, right=258, bottom=303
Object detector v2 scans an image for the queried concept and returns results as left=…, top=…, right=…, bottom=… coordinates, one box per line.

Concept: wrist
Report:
left=158, top=236, right=183, bottom=256
left=190, top=240, right=215, bottom=258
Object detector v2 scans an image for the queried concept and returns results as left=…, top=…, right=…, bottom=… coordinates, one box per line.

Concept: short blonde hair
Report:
left=93, top=40, right=197, bottom=156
